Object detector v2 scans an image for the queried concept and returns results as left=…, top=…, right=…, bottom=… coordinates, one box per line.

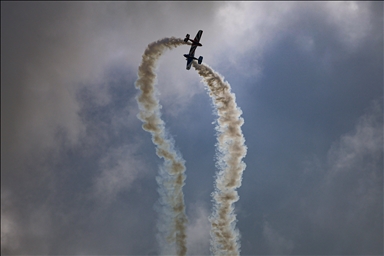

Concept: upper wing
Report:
left=193, top=30, right=203, bottom=43
left=189, top=45, right=197, bottom=56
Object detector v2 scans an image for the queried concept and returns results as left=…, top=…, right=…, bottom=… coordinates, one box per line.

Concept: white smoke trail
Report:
left=135, top=37, right=189, bottom=256
left=192, top=61, right=247, bottom=256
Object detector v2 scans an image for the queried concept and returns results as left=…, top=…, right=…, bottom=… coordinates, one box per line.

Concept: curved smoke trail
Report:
left=135, top=37, right=189, bottom=256
left=192, top=61, right=247, bottom=256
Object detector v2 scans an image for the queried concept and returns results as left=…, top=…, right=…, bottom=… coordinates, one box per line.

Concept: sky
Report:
left=1, top=1, right=383, bottom=255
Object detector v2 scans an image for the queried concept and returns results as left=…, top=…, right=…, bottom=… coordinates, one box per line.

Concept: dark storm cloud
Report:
left=259, top=102, right=383, bottom=255
left=1, top=1, right=221, bottom=157
left=230, top=2, right=383, bottom=255
left=1, top=2, right=223, bottom=255
left=1, top=62, right=154, bottom=255
left=1, top=1, right=382, bottom=255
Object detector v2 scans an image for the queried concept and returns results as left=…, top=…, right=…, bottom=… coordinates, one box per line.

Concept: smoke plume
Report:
left=135, top=36, right=247, bottom=256
left=135, top=37, right=189, bottom=256
left=192, top=61, right=247, bottom=256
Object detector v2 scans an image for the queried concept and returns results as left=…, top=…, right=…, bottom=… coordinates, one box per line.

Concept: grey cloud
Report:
left=213, top=2, right=380, bottom=77
left=2, top=2, right=222, bottom=159
left=1, top=2, right=382, bottom=255
left=91, top=144, right=148, bottom=205
left=326, top=102, right=383, bottom=176
left=322, top=2, right=374, bottom=50
left=1, top=191, right=21, bottom=255
left=296, top=103, right=383, bottom=254
left=237, top=102, right=382, bottom=255
left=263, top=221, right=294, bottom=255
left=186, top=203, right=211, bottom=255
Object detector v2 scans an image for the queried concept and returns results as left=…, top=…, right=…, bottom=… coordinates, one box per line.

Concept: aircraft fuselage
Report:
left=183, top=30, right=203, bottom=70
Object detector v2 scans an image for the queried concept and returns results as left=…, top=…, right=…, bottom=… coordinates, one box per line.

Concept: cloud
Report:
left=1, top=190, right=21, bottom=255
left=323, top=101, right=383, bottom=229
left=2, top=2, right=224, bottom=160
left=210, top=2, right=378, bottom=77
left=1, top=188, right=55, bottom=255
left=1, top=2, right=381, bottom=255
left=299, top=102, right=383, bottom=254
left=4, top=2, right=376, bottom=161
left=186, top=203, right=211, bottom=256
left=91, top=144, right=148, bottom=205
left=246, top=102, right=382, bottom=255
left=211, top=2, right=295, bottom=72
left=263, top=221, right=294, bottom=255
left=3, top=2, right=378, bottom=158
left=326, top=102, right=383, bottom=176
left=323, top=1, right=373, bottom=50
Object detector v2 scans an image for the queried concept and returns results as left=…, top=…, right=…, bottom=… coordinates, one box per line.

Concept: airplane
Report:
left=183, top=30, right=203, bottom=70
